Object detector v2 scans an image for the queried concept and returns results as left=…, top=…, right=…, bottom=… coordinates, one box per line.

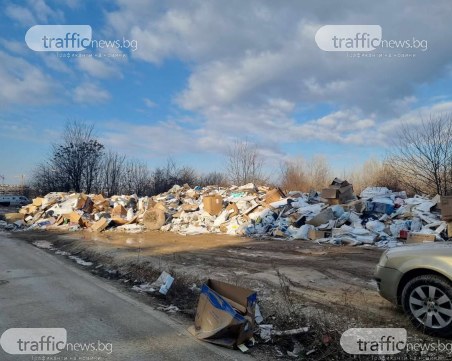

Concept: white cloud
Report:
left=100, top=120, right=196, bottom=157
left=143, top=98, right=157, bottom=108
left=73, top=83, right=111, bottom=104
left=76, top=57, right=121, bottom=79
left=98, top=100, right=452, bottom=164
left=106, top=0, right=452, bottom=128
left=5, top=5, right=35, bottom=25
left=0, top=51, right=59, bottom=106
left=32, top=0, right=64, bottom=22
left=0, top=39, right=28, bottom=55
left=380, top=101, right=452, bottom=134
left=5, top=0, right=64, bottom=25
left=3, top=0, right=450, bottom=170
left=41, top=55, right=73, bottom=74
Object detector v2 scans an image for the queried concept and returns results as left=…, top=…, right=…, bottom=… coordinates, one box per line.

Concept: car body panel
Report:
left=375, top=265, right=403, bottom=303
left=375, top=244, right=452, bottom=304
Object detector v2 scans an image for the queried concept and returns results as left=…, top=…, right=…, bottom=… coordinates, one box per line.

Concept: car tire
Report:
left=402, top=274, right=452, bottom=337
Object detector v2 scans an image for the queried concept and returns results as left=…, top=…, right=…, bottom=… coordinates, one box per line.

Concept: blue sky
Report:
left=1, top=1, right=452, bottom=184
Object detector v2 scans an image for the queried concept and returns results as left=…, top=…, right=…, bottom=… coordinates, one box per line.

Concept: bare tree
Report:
left=148, top=158, right=200, bottom=194
left=199, top=172, right=229, bottom=187
left=122, top=160, right=151, bottom=196
left=176, top=166, right=198, bottom=186
left=101, top=151, right=126, bottom=196
left=345, top=158, right=402, bottom=194
left=387, top=114, right=452, bottom=195
left=226, top=139, right=266, bottom=185
left=149, top=158, right=177, bottom=195
left=34, top=121, right=104, bottom=193
left=32, top=163, right=66, bottom=195
left=54, top=121, right=104, bottom=192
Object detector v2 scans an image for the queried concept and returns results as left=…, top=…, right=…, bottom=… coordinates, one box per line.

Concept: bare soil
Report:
left=7, top=229, right=443, bottom=360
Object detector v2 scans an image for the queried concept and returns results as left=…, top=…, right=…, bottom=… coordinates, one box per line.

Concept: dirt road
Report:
left=9, top=230, right=398, bottom=320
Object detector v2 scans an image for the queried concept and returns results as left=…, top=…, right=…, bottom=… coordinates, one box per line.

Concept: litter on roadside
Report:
left=4, top=179, right=452, bottom=248
left=188, top=279, right=257, bottom=349
left=132, top=271, right=174, bottom=295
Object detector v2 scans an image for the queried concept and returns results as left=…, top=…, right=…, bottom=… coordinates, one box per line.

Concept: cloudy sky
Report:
left=1, top=0, right=452, bottom=184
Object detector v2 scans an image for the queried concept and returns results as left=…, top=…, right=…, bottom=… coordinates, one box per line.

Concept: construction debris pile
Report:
left=2, top=178, right=452, bottom=247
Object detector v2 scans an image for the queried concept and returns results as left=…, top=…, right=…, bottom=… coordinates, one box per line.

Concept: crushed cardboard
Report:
left=7, top=180, right=451, bottom=248
left=188, top=279, right=257, bottom=349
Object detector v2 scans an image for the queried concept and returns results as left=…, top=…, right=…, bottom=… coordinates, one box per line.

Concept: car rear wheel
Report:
left=402, top=274, right=452, bottom=337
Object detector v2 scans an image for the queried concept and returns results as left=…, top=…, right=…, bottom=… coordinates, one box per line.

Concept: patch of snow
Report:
left=68, top=255, right=93, bottom=266
left=32, top=240, right=54, bottom=249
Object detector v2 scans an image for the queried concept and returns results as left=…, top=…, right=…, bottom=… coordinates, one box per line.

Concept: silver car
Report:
left=375, top=243, right=452, bottom=337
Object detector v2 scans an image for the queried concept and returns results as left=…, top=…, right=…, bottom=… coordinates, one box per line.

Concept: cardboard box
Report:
left=188, top=279, right=256, bottom=348
left=54, top=215, right=65, bottom=226
left=110, top=217, right=129, bottom=226
left=75, top=195, right=87, bottom=210
left=306, top=208, right=334, bottom=227
left=290, top=214, right=305, bottom=228
left=448, top=222, right=452, bottom=238
left=308, top=229, right=328, bottom=240
left=182, top=204, right=199, bottom=212
left=342, top=199, right=365, bottom=213
left=321, top=188, right=339, bottom=199
left=90, top=218, right=110, bottom=232
left=321, top=178, right=355, bottom=204
left=4, top=213, right=24, bottom=223
left=82, top=197, right=94, bottom=213
left=67, top=211, right=83, bottom=225
left=29, top=205, right=38, bottom=214
left=92, top=194, right=110, bottom=211
left=142, top=208, right=166, bottom=230
left=406, top=232, right=436, bottom=244
left=365, top=201, right=394, bottom=215
left=337, top=186, right=354, bottom=202
left=203, top=195, right=223, bottom=216
left=441, top=196, right=452, bottom=221
left=32, top=197, right=44, bottom=207
left=264, top=188, right=286, bottom=204
left=326, top=198, right=341, bottom=205
left=225, top=202, right=239, bottom=217
left=18, top=207, right=28, bottom=215
left=111, top=204, right=127, bottom=218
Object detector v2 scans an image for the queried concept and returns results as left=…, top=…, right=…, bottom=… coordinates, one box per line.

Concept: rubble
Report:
left=6, top=180, right=452, bottom=248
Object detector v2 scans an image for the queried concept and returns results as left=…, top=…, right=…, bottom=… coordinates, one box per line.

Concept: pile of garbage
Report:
left=2, top=178, right=451, bottom=248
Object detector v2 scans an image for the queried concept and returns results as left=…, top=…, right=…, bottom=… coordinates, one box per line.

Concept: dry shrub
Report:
left=280, top=155, right=331, bottom=192
left=345, top=158, right=402, bottom=195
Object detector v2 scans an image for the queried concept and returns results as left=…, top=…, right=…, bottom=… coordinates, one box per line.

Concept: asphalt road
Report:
left=0, top=233, right=250, bottom=361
